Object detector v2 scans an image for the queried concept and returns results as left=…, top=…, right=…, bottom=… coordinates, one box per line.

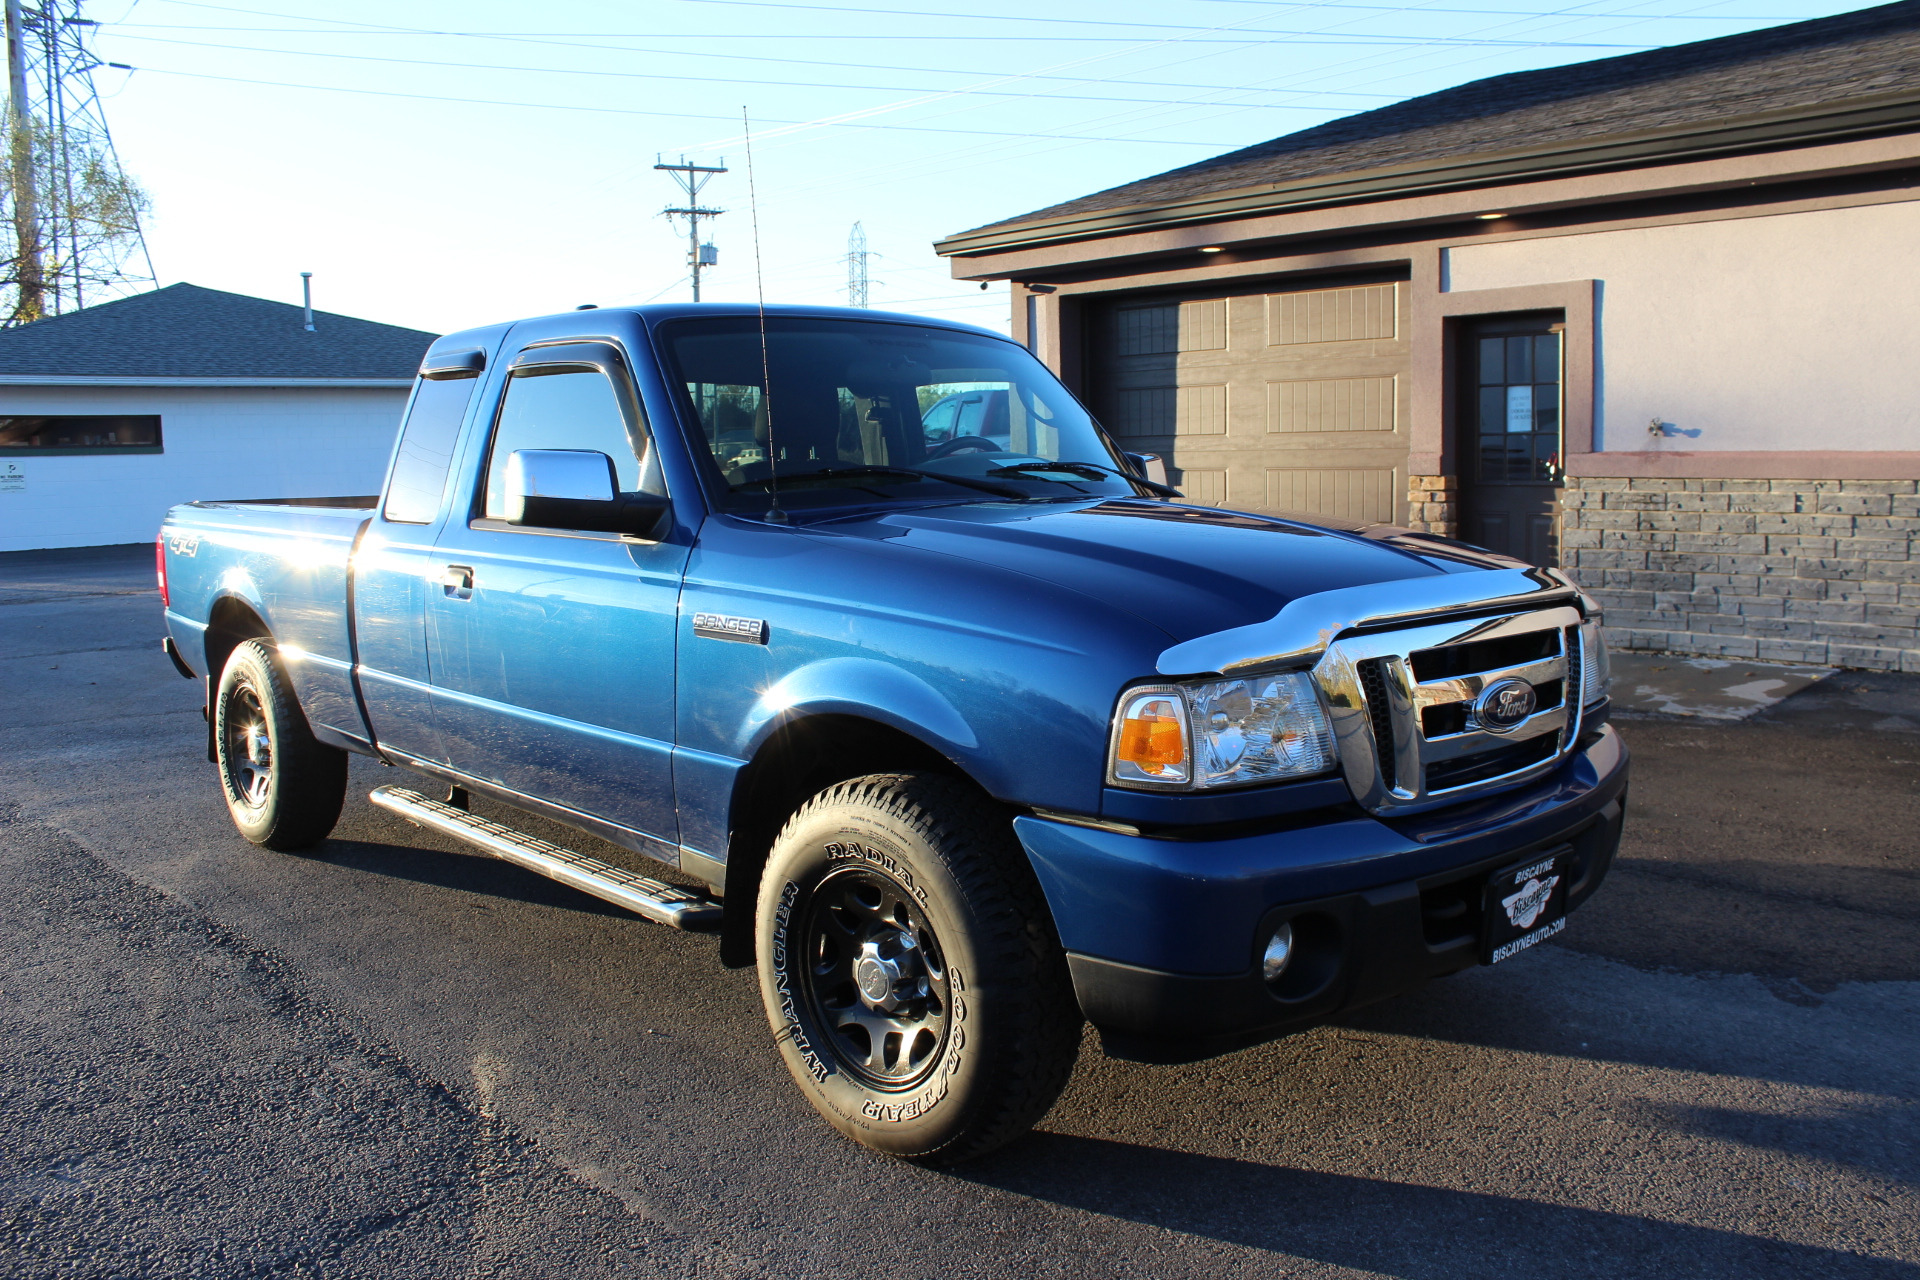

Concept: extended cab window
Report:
left=384, top=376, right=477, bottom=524
left=660, top=315, right=1143, bottom=514
left=481, top=366, right=662, bottom=521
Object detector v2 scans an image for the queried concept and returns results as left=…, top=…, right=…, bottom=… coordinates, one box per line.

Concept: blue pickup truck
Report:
left=158, top=303, right=1626, bottom=1164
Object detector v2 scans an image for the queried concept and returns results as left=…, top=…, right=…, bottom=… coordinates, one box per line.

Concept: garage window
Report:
left=0, top=414, right=162, bottom=455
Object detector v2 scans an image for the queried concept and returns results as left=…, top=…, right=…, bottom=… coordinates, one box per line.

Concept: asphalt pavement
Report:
left=1, top=544, right=1915, bottom=1279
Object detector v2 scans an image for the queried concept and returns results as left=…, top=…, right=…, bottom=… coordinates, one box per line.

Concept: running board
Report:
left=369, top=785, right=723, bottom=931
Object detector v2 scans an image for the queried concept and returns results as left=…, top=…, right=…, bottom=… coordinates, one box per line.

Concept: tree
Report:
left=0, top=112, right=148, bottom=325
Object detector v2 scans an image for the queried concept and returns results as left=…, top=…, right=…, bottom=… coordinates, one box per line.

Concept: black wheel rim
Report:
left=222, top=681, right=273, bottom=809
left=798, top=864, right=950, bottom=1089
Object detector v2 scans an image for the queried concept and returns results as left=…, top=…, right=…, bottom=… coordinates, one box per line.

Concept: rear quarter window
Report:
left=384, top=375, right=480, bottom=524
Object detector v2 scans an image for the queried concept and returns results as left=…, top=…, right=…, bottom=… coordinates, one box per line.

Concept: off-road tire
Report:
left=214, top=639, right=348, bottom=851
left=755, top=772, right=1082, bottom=1165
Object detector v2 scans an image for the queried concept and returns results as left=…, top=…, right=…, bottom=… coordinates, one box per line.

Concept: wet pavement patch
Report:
left=1608, top=654, right=1832, bottom=720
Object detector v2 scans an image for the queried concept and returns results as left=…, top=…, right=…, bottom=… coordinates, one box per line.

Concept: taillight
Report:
left=155, top=534, right=169, bottom=606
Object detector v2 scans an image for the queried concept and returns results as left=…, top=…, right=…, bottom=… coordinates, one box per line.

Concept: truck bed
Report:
left=160, top=497, right=374, bottom=746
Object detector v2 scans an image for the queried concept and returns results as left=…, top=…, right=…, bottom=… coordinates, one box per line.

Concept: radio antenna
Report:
left=742, top=108, right=786, bottom=525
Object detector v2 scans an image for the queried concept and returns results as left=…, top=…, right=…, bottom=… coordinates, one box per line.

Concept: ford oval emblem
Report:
left=1475, top=678, right=1537, bottom=732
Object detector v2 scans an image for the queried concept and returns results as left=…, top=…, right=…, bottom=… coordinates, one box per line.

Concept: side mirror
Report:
left=1124, top=451, right=1171, bottom=488
left=503, top=449, right=669, bottom=538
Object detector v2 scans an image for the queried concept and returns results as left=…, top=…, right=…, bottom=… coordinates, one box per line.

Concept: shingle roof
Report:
left=0, top=282, right=438, bottom=379
left=953, top=0, right=1920, bottom=242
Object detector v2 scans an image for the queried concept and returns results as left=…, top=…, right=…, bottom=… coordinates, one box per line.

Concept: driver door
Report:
left=426, top=342, right=689, bottom=844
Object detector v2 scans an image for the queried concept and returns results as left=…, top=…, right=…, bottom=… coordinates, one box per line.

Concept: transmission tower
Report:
left=845, top=221, right=868, bottom=309
left=654, top=155, right=725, bottom=303
left=3, top=0, right=153, bottom=324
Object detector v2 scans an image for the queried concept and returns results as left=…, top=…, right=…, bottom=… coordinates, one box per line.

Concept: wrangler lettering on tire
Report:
left=754, top=772, right=1081, bottom=1164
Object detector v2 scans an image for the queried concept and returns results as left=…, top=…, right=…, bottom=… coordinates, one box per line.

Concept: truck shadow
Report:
left=1628, top=1097, right=1920, bottom=1185
left=1330, top=959, right=1912, bottom=1101
left=314, top=836, right=650, bottom=921
left=960, top=1133, right=1916, bottom=1278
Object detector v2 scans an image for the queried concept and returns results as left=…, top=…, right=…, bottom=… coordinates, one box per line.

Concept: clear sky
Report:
left=85, top=0, right=1851, bottom=338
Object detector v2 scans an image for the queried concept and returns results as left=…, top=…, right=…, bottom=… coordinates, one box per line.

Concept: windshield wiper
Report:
left=987, top=459, right=1183, bottom=498
left=733, top=466, right=1030, bottom=500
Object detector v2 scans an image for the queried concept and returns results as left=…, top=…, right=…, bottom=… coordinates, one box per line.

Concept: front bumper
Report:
left=1012, top=724, right=1628, bottom=1062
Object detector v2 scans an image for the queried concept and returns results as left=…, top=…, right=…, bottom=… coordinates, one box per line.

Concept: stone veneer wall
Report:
left=1406, top=475, right=1457, bottom=536
left=1560, top=477, right=1920, bottom=672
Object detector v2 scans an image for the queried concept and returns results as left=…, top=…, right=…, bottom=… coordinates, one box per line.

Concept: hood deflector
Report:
left=1156, top=566, right=1581, bottom=677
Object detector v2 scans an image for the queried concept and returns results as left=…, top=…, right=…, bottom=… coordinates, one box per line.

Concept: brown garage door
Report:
left=1086, top=279, right=1410, bottom=524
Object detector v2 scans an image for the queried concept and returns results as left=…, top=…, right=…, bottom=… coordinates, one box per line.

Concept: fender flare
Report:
left=713, top=659, right=985, bottom=969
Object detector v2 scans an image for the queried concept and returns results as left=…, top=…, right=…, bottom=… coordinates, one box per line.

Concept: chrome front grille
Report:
left=1314, top=605, right=1584, bottom=815
left=1355, top=657, right=1398, bottom=791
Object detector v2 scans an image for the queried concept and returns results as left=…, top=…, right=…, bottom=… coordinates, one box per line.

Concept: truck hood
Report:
left=813, top=499, right=1509, bottom=645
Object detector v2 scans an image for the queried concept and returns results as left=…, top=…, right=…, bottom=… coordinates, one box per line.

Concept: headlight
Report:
left=1579, top=619, right=1611, bottom=707
left=1109, top=672, right=1336, bottom=790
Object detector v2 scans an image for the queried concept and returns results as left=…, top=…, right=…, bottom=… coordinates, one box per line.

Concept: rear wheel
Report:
left=755, top=772, right=1081, bottom=1164
left=214, top=639, right=347, bottom=851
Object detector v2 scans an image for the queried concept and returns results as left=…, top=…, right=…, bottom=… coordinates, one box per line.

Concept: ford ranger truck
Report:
left=157, top=304, right=1626, bottom=1165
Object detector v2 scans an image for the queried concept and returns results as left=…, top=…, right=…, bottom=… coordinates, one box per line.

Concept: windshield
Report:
left=658, top=315, right=1146, bottom=514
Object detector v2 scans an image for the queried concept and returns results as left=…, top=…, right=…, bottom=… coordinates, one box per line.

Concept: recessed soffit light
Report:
left=1478, top=213, right=1508, bottom=220
left=1199, top=245, right=1226, bottom=253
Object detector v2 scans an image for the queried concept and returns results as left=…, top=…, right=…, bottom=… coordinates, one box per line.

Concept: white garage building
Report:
left=0, top=283, right=435, bottom=552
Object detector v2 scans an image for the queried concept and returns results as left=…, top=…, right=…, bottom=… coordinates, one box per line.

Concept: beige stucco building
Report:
left=937, top=1, right=1920, bottom=671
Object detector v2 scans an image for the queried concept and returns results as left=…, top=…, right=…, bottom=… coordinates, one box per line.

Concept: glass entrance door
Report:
left=1459, top=316, right=1563, bottom=566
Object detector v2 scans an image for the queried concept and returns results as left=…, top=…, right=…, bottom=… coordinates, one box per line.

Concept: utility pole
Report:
left=654, top=156, right=725, bottom=302
left=845, top=221, right=868, bottom=309
left=6, top=0, right=42, bottom=323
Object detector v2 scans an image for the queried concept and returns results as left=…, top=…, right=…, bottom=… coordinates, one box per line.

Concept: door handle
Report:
left=441, top=565, right=474, bottom=600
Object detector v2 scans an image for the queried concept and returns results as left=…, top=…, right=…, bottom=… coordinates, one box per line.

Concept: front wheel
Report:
left=755, top=773, right=1082, bottom=1164
left=214, top=639, right=347, bottom=851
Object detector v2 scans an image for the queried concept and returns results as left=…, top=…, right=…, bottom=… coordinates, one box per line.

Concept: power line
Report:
left=99, top=32, right=1406, bottom=109
left=672, top=0, right=1521, bottom=151
left=115, top=66, right=1241, bottom=145
left=866, top=292, right=1008, bottom=307
left=101, top=0, right=1658, bottom=47
left=108, top=0, right=1812, bottom=219
left=147, top=0, right=1814, bottom=28
left=109, top=27, right=1656, bottom=44
left=661, top=0, right=1655, bottom=41
left=112, top=0, right=1673, bottom=174
left=766, top=0, right=1772, bottom=187
left=107, top=20, right=1406, bottom=100
left=114, top=1, right=1431, bottom=175
left=1194, top=0, right=1801, bottom=11
left=664, top=0, right=1777, bottom=158
left=1028, top=0, right=1762, bottom=175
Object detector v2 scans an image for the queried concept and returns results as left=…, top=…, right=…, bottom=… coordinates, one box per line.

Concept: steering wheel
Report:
left=924, top=435, right=1001, bottom=460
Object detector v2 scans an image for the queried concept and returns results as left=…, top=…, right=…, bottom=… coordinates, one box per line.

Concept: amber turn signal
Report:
left=1110, top=689, right=1191, bottom=786
left=1119, top=703, right=1183, bottom=764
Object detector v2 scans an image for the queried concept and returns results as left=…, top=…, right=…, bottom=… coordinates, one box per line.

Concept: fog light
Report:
left=1261, top=922, right=1294, bottom=982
